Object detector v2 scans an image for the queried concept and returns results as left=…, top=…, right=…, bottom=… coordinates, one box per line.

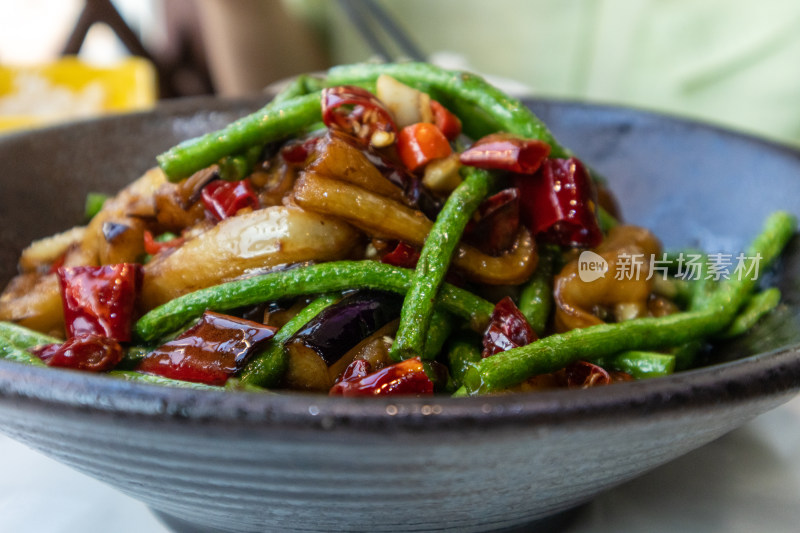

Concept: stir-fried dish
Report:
left=0, top=62, right=795, bottom=396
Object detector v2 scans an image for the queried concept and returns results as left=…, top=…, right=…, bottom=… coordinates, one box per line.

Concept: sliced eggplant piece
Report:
left=140, top=205, right=360, bottom=309
left=283, top=290, right=403, bottom=391
left=327, top=319, right=398, bottom=382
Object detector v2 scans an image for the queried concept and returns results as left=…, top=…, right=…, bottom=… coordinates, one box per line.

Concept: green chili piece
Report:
left=224, top=378, right=271, bottom=393
left=115, top=345, right=151, bottom=370
left=596, top=206, right=619, bottom=234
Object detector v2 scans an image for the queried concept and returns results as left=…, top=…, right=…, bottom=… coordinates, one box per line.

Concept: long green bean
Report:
left=391, top=167, right=493, bottom=361
left=422, top=308, right=455, bottom=362
left=157, top=92, right=323, bottom=181
left=135, top=261, right=494, bottom=342
left=672, top=340, right=707, bottom=371
left=0, top=332, right=46, bottom=366
left=592, top=350, right=676, bottom=379
left=109, top=370, right=220, bottom=389
left=457, top=211, right=796, bottom=395
left=159, top=61, right=570, bottom=184
left=519, top=246, right=557, bottom=336
left=325, top=62, right=569, bottom=157
left=446, top=337, right=483, bottom=389
left=217, top=144, right=264, bottom=182
left=721, top=287, right=782, bottom=338
left=270, top=74, right=319, bottom=105
left=214, top=74, right=324, bottom=183
left=0, top=321, right=59, bottom=349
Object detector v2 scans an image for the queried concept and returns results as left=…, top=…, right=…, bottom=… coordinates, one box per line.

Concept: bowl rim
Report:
left=1, top=96, right=799, bottom=432
left=1, top=343, right=799, bottom=431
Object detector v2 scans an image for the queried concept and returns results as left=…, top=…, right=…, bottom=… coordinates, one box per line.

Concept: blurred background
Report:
left=0, top=0, right=799, bottom=146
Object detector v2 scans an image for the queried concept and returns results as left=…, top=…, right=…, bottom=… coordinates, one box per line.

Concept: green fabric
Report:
left=307, top=0, right=800, bottom=146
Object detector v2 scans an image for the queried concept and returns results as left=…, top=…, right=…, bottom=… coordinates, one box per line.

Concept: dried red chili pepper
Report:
left=463, top=188, right=520, bottom=255
left=430, top=100, right=461, bottom=141
left=281, top=136, right=322, bottom=165
left=329, top=357, right=434, bottom=396
left=33, top=334, right=123, bottom=372
left=137, top=311, right=277, bottom=386
left=379, top=241, right=464, bottom=286
left=460, top=133, right=550, bottom=174
left=57, top=263, right=142, bottom=342
left=380, top=241, right=421, bottom=269
left=514, top=157, right=602, bottom=248
left=201, top=179, right=259, bottom=221
left=321, top=85, right=397, bottom=146
left=562, top=361, right=612, bottom=388
left=482, top=296, right=537, bottom=358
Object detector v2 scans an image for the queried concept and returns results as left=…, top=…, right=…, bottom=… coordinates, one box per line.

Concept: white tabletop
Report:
left=2, top=395, right=799, bottom=533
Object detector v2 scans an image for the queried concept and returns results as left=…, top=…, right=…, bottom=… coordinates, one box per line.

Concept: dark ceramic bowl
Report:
left=1, top=98, right=799, bottom=533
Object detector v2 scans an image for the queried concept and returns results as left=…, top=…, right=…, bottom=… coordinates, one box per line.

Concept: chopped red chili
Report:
left=201, top=179, right=259, bottom=221
left=33, top=334, right=123, bottom=372
left=143, top=230, right=184, bottom=256
left=333, top=359, right=372, bottom=385
left=396, top=122, right=452, bottom=172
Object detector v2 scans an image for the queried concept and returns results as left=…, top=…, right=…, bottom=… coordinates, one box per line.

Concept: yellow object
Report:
left=0, top=56, right=157, bottom=133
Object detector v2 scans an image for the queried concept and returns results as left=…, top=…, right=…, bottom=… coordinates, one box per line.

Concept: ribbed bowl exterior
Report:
left=0, top=378, right=795, bottom=533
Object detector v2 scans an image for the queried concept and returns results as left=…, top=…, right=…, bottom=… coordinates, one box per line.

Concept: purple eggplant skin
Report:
left=286, top=290, right=403, bottom=367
